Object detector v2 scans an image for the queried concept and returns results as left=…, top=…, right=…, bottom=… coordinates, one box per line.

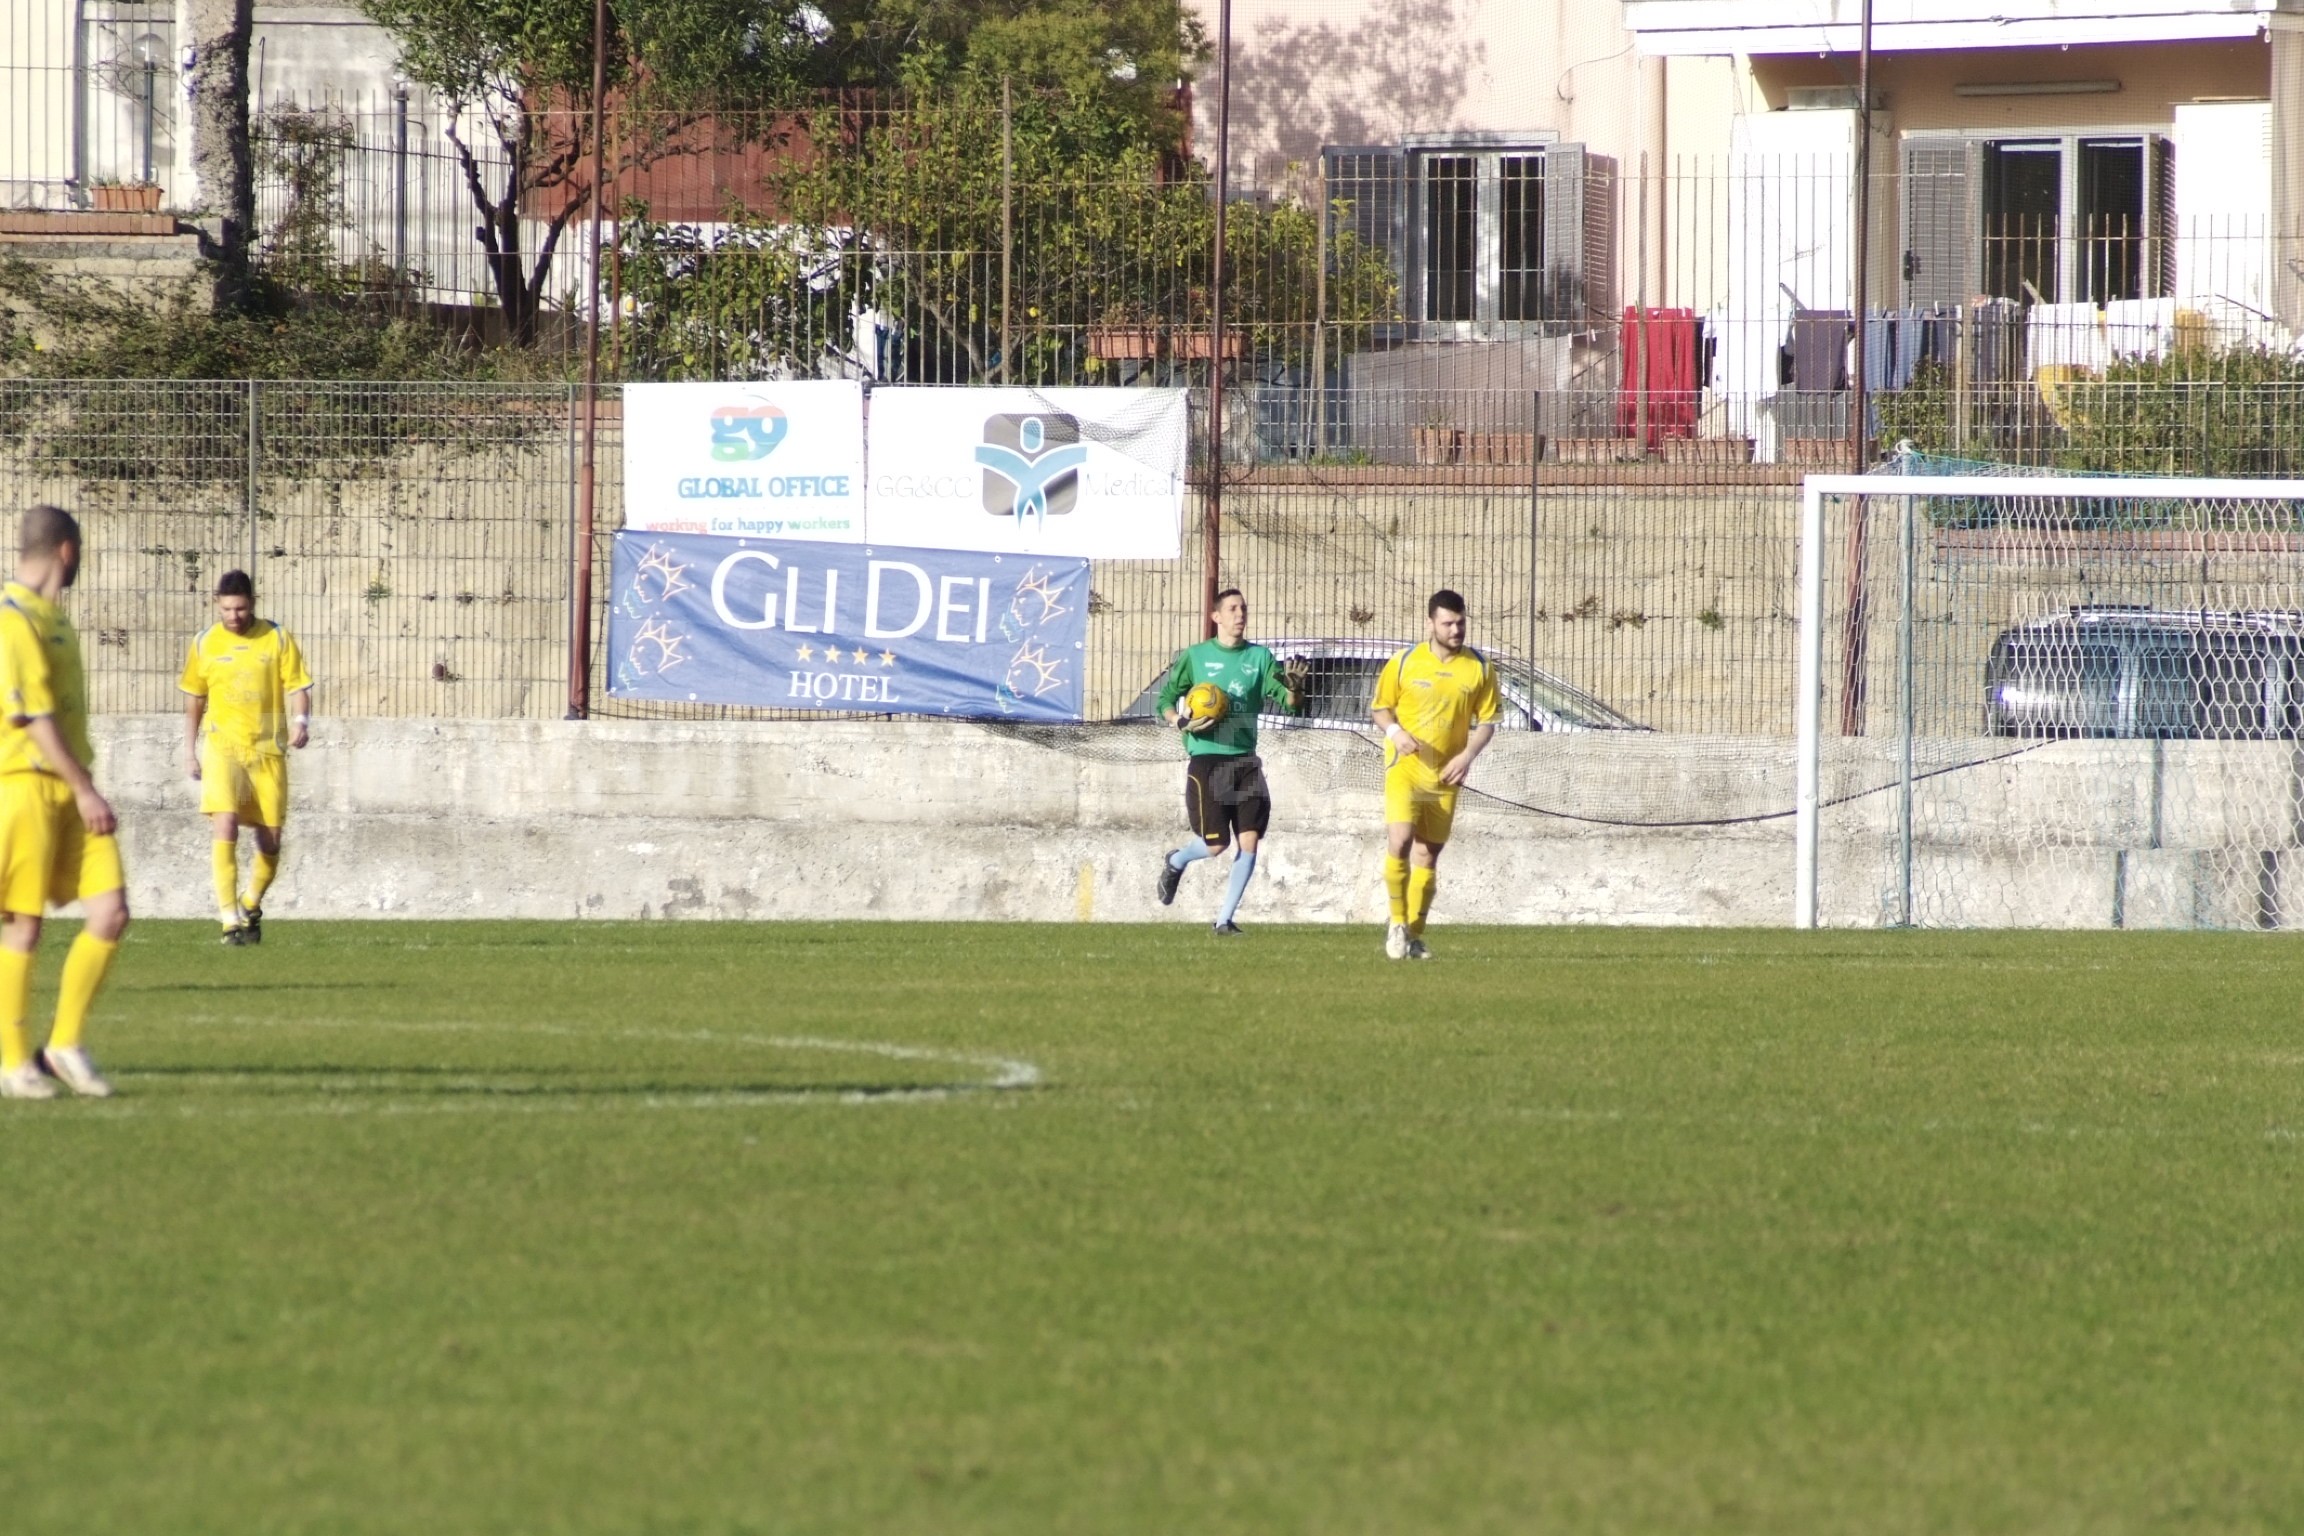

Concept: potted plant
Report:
left=90, top=178, right=162, bottom=213
left=1411, top=415, right=1462, bottom=466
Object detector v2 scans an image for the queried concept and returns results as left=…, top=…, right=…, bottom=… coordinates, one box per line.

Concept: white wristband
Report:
left=1387, top=726, right=1417, bottom=753
left=292, top=716, right=310, bottom=726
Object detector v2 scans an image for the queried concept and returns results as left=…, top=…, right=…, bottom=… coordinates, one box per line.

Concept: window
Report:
left=1904, top=131, right=2173, bottom=308
left=1323, top=139, right=1611, bottom=338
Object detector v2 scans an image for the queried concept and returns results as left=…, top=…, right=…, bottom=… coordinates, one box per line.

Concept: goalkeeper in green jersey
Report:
left=1153, top=588, right=1301, bottom=935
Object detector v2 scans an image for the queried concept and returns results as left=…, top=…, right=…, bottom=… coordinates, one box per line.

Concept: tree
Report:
left=185, top=0, right=256, bottom=310
left=358, top=0, right=815, bottom=344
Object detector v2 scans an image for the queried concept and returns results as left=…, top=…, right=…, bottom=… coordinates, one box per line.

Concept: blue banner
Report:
left=607, top=531, right=1089, bottom=721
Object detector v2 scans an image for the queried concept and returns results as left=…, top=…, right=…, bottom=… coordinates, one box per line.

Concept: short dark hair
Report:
left=19, top=504, right=79, bottom=558
left=1428, top=589, right=1466, bottom=618
left=215, top=569, right=255, bottom=600
left=1211, top=587, right=1244, bottom=609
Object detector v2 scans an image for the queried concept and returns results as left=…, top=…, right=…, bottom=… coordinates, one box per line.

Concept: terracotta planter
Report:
left=1170, top=330, right=1246, bottom=361
left=1552, top=436, right=1645, bottom=464
left=1782, top=437, right=1855, bottom=469
left=91, top=183, right=161, bottom=213
left=1663, top=436, right=1755, bottom=465
left=1465, top=431, right=1540, bottom=466
left=1411, top=426, right=1462, bottom=466
left=1087, top=326, right=1164, bottom=360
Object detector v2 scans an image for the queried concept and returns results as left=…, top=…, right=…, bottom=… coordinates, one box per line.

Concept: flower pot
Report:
left=1783, top=437, right=1855, bottom=469
left=91, top=183, right=161, bottom=213
left=1411, top=426, right=1463, bottom=466
left=1087, top=325, right=1164, bottom=360
left=1663, top=436, right=1755, bottom=465
left=1465, top=431, right=1540, bottom=466
left=1171, top=331, right=1246, bottom=361
left=1552, top=436, right=1645, bottom=464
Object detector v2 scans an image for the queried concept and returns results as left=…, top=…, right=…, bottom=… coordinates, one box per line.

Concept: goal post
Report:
left=1796, top=472, right=2304, bottom=930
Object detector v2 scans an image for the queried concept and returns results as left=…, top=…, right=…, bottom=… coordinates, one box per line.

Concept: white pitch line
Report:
left=65, top=1024, right=1043, bottom=1120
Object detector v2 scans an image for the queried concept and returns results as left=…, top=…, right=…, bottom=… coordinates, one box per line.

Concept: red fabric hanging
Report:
left=1617, top=306, right=1699, bottom=447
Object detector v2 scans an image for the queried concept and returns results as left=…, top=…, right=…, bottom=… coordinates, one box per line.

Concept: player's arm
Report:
left=1438, top=664, right=1504, bottom=787
left=179, top=637, right=208, bottom=777
left=1155, top=652, right=1195, bottom=729
left=280, top=632, right=314, bottom=749
left=4, top=615, right=112, bottom=834
left=1370, top=654, right=1422, bottom=758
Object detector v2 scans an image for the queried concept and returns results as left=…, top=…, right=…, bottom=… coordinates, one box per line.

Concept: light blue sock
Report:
left=1168, top=843, right=1216, bottom=873
left=1215, top=850, right=1258, bottom=926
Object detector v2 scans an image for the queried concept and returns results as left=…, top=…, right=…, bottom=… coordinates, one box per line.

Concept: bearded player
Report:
left=1371, top=589, right=1500, bottom=960
left=180, top=570, right=312, bottom=946
left=1153, top=588, right=1300, bottom=935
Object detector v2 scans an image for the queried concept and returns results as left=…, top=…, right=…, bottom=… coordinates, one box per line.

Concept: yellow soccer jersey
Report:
left=1372, top=641, right=1502, bottom=763
left=0, top=580, right=92, bottom=778
left=180, top=619, right=312, bottom=753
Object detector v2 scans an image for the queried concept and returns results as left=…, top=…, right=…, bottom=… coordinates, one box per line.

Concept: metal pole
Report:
left=1634, top=152, right=1648, bottom=453
left=569, top=0, right=609, bottom=720
left=1835, top=0, right=1878, bottom=736
left=391, top=78, right=408, bottom=281
left=1000, top=76, right=1013, bottom=384
left=1202, top=0, right=1232, bottom=638
left=1795, top=481, right=1825, bottom=928
left=141, top=57, right=157, bottom=185
left=1896, top=490, right=1915, bottom=925
left=1527, top=389, right=1540, bottom=671
left=246, top=379, right=259, bottom=580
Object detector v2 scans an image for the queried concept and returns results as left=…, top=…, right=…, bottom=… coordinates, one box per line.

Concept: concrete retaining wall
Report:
left=83, top=715, right=2304, bottom=930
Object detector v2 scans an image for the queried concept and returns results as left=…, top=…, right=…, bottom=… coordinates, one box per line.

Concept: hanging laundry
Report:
left=2026, top=302, right=2109, bottom=374
left=2102, top=297, right=2178, bottom=362
left=1617, top=306, right=1700, bottom=447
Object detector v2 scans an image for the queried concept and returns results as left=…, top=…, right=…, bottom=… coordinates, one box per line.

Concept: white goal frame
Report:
left=1795, top=473, right=2304, bottom=929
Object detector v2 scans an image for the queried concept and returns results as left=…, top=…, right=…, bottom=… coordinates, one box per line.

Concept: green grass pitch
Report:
left=3, top=919, right=2301, bottom=1533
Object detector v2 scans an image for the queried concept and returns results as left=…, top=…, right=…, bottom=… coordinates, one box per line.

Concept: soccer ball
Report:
left=1184, top=681, right=1230, bottom=723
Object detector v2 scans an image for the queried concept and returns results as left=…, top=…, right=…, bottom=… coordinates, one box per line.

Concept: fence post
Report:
left=1000, top=76, right=1013, bottom=384
left=246, top=379, right=259, bottom=583
left=1202, top=0, right=1233, bottom=637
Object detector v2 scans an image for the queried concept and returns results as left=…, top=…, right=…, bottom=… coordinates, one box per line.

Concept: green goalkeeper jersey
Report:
left=1156, top=638, right=1295, bottom=757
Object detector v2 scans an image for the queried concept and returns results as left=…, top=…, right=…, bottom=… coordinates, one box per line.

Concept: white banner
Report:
left=865, top=387, right=1185, bottom=559
left=622, top=381, right=865, bottom=540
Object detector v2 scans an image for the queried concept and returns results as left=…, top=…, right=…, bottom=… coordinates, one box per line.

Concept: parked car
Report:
left=1985, top=605, right=2304, bottom=739
left=1120, top=638, right=1648, bottom=732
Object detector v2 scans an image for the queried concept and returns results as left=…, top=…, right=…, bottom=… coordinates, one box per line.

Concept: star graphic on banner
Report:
left=851, top=646, right=870, bottom=665
left=795, top=642, right=815, bottom=662
left=879, top=650, right=897, bottom=667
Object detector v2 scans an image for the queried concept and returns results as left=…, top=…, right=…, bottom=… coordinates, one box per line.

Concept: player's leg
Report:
left=0, top=779, right=56, bottom=1099
left=1160, top=758, right=1222, bottom=905
left=1211, top=758, right=1270, bottom=935
left=208, top=806, right=244, bottom=943
left=1381, top=758, right=1419, bottom=959
left=239, top=755, right=287, bottom=943
left=38, top=823, right=125, bottom=1098
left=1402, top=795, right=1455, bottom=960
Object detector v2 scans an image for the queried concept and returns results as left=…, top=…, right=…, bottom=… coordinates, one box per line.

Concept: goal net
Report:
left=1797, top=470, right=2304, bottom=929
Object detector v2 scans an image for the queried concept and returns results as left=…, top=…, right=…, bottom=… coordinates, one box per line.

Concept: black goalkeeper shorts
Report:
left=1185, top=753, right=1271, bottom=848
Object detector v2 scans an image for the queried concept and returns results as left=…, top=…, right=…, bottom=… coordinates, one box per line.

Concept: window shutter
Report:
left=2149, top=134, right=2176, bottom=299
left=1901, top=135, right=1976, bottom=308
left=1542, top=142, right=1615, bottom=324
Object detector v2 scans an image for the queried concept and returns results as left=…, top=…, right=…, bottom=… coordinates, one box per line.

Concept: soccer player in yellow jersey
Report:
left=1370, top=589, right=1500, bottom=961
left=180, top=570, right=312, bottom=945
left=0, top=505, right=129, bottom=1100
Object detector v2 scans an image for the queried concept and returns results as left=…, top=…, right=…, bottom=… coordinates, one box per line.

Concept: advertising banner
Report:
left=865, top=386, right=1185, bottom=558
left=622, top=381, right=865, bottom=540
left=607, top=529, right=1089, bottom=722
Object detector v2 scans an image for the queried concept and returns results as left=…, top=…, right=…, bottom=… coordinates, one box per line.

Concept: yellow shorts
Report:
left=0, top=772, right=127, bottom=915
left=1383, top=752, right=1459, bottom=846
left=200, top=740, right=289, bottom=826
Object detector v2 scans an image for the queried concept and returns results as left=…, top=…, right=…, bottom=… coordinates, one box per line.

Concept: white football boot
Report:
left=38, top=1046, right=113, bottom=1098
left=1384, top=922, right=1409, bottom=961
left=0, top=1060, right=57, bottom=1100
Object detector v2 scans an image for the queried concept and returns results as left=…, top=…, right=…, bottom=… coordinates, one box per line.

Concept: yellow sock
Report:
left=48, top=934, right=118, bottom=1053
left=246, top=847, right=281, bottom=910
left=212, top=840, right=241, bottom=927
left=1407, top=867, right=1437, bottom=937
left=0, top=945, right=31, bottom=1071
left=1384, top=854, right=1410, bottom=925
